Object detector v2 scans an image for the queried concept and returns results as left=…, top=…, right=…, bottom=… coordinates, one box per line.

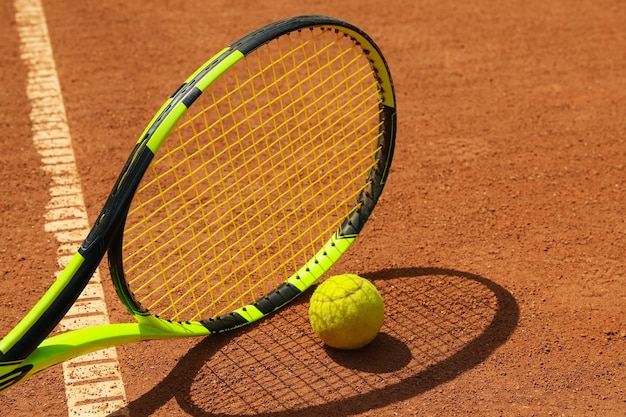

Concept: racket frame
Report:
left=0, top=15, right=396, bottom=392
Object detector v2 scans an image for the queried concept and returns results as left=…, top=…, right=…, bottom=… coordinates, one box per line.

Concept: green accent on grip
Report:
left=0, top=253, right=85, bottom=355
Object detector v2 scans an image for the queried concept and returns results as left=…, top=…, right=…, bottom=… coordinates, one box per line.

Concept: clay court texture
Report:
left=0, top=0, right=624, bottom=416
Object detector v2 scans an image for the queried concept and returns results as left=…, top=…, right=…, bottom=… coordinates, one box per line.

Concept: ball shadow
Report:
left=324, top=332, right=411, bottom=373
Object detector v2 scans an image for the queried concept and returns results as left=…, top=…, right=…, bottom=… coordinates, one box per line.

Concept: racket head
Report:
left=108, top=15, right=396, bottom=334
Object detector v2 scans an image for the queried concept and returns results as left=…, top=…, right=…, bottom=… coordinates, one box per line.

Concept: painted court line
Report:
left=14, top=0, right=129, bottom=415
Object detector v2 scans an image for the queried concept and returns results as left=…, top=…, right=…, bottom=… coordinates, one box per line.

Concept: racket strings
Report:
left=130, top=56, right=376, bottom=318
left=126, top=62, right=377, bottom=255
left=126, top=104, right=379, bottom=297
left=123, top=28, right=384, bottom=322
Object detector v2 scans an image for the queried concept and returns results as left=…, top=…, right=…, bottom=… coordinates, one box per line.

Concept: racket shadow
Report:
left=110, top=267, right=519, bottom=417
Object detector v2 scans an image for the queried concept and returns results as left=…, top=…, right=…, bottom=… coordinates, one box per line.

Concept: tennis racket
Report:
left=0, top=15, right=396, bottom=393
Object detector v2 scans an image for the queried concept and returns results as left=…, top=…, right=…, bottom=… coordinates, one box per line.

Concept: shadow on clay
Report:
left=110, top=266, right=519, bottom=417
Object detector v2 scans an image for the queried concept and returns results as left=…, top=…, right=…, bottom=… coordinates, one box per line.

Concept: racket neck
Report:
left=0, top=143, right=153, bottom=362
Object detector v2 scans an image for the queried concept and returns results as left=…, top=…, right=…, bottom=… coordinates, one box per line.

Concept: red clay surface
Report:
left=1, top=0, right=625, bottom=416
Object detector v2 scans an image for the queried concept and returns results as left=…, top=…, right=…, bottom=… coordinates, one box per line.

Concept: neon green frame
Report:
left=0, top=15, right=395, bottom=393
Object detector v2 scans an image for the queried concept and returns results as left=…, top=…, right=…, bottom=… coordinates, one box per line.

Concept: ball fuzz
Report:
left=308, top=274, right=384, bottom=350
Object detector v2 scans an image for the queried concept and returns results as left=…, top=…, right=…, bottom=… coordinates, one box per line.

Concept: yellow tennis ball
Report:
left=308, top=274, right=384, bottom=350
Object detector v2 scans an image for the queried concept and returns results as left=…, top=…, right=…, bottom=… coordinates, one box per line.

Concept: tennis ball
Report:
left=308, top=274, right=384, bottom=350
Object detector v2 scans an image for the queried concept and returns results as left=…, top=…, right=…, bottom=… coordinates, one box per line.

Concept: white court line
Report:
left=14, top=0, right=129, bottom=415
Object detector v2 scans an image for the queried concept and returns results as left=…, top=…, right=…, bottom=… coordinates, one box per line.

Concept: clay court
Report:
left=1, top=0, right=625, bottom=416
